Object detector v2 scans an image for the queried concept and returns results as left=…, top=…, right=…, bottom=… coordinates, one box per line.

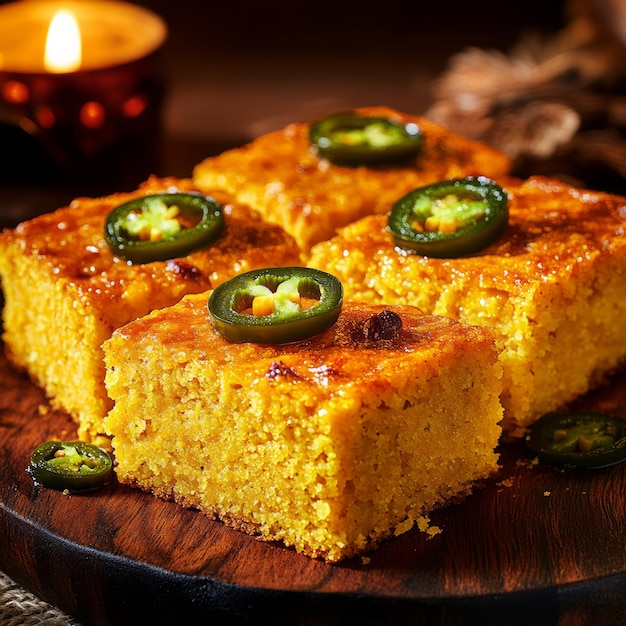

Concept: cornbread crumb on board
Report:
left=0, top=176, right=300, bottom=443
left=192, top=106, right=511, bottom=253
left=307, top=175, right=626, bottom=437
left=103, top=294, right=503, bottom=562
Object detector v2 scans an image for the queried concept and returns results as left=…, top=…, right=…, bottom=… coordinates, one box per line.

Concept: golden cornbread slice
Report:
left=192, top=106, right=511, bottom=253
left=307, top=175, right=626, bottom=437
left=0, top=176, right=300, bottom=443
left=103, top=294, right=503, bottom=562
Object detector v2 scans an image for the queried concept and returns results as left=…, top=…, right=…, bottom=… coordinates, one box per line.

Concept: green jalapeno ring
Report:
left=309, top=112, right=423, bottom=167
left=208, top=267, right=343, bottom=344
left=388, top=177, right=509, bottom=258
left=104, top=192, right=224, bottom=264
left=28, top=440, right=113, bottom=492
left=526, top=412, right=626, bottom=469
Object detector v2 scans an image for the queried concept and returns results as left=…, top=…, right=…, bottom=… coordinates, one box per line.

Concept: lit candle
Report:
left=44, top=10, right=82, bottom=73
left=0, top=0, right=167, bottom=189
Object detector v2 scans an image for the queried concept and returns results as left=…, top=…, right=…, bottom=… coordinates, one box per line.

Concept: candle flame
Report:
left=44, top=10, right=82, bottom=73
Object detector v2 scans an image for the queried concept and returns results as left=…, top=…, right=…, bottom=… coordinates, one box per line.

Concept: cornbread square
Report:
left=307, top=175, right=626, bottom=437
left=0, top=176, right=300, bottom=443
left=192, top=106, right=511, bottom=253
left=103, top=294, right=503, bottom=562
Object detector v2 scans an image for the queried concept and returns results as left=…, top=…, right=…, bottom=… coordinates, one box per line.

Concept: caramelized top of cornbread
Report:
left=192, top=106, right=511, bottom=251
left=111, top=292, right=498, bottom=387
left=195, top=105, right=510, bottom=187
left=0, top=176, right=300, bottom=325
left=311, top=176, right=626, bottom=289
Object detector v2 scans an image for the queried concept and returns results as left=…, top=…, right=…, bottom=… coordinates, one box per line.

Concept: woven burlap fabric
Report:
left=0, top=569, right=83, bottom=625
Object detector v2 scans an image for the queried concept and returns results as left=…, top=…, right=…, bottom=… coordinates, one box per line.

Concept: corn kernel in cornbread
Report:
left=307, top=176, right=626, bottom=437
left=103, top=295, right=503, bottom=562
left=0, top=177, right=300, bottom=443
left=192, top=106, right=511, bottom=253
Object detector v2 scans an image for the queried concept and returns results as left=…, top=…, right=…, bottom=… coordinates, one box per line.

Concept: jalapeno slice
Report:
left=104, top=192, right=224, bottom=263
left=208, top=267, right=343, bottom=344
left=388, top=177, right=508, bottom=257
left=309, top=112, right=423, bottom=166
left=526, top=412, right=626, bottom=469
left=28, top=440, right=113, bottom=492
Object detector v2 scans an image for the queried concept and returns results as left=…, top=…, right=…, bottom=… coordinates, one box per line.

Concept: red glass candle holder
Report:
left=0, top=0, right=167, bottom=190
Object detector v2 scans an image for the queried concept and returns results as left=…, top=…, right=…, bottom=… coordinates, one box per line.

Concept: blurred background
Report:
left=3, top=0, right=626, bottom=226
left=145, top=0, right=569, bottom=176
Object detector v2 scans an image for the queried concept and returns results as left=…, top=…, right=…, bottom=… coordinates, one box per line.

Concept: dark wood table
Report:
left=2, top=335, right=626, bottom=626
left=5, top=2, right=625, bottom=621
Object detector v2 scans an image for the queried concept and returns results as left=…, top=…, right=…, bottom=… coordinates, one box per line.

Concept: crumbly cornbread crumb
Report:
left=103, top=295, right=503, bottom=562
left=0, top=176, right=300, bottom=442
left=307, top=175, right=626, bottom=437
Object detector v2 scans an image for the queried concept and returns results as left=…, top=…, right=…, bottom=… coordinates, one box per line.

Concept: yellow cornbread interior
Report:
left=0, top=252, right=116, bottom=443
left=0, top=177, right=300, bottom=443
left=103, top=295, right=503, bottom=562
left=307, top=176, right=626, bottom=437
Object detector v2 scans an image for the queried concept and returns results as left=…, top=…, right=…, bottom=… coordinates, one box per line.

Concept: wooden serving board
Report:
left=1, top=343, right=626, bottom=626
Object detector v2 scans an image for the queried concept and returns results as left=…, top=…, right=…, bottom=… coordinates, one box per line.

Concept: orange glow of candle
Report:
left=0, top=1, right=166, bottom=74
left=0, top=0, right=167, bottom=186
left=44, top=10, right=82, bottom=73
